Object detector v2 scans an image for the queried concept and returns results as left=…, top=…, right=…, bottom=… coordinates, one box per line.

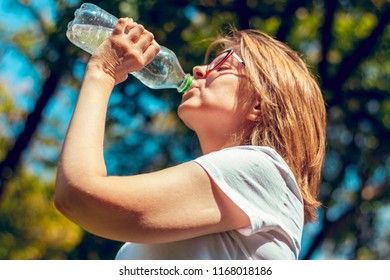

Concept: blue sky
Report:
left=0, top=0, right=56, bottom=111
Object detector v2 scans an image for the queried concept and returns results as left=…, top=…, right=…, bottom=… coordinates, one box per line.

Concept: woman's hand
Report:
left=86, top=17, right=161, bottom=86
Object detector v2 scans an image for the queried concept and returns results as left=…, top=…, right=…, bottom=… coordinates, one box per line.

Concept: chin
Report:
left=177, top=105, right=195, bottom=131
left=177, top=101, right=191, bottom=118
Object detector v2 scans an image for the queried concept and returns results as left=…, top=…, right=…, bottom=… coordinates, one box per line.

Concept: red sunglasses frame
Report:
left=205, top=49, right=245, bottom=78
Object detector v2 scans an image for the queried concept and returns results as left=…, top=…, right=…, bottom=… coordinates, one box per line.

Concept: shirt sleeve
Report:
left=193, top=146, right=304, bottom=236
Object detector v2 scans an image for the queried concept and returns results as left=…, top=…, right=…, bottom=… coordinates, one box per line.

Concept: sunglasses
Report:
left=205, top=49, right=245, bottom=78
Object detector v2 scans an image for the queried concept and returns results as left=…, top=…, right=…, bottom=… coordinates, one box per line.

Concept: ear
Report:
left=246, top=102, right=261, bottom=122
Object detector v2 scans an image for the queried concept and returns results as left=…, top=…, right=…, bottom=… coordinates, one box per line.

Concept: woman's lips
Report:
left=181, top=86, right=198, bottom=102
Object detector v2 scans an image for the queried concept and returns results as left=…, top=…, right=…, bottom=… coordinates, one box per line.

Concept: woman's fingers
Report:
left=143, top=40, right=161, bottom=65
left=95, top=17, right=159, bottom=81
left=112, top=18, right=131, bottom=35
left=113, top=18, right=144, bottom=41
left=127, top=24, right=145, bottom=42
left=136, top=31, right=155, bottom=51
left=113, top=18, right=155, bottom=52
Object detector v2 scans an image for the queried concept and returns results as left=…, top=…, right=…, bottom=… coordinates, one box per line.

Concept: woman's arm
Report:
left=54, top=18, right=249, bottom=243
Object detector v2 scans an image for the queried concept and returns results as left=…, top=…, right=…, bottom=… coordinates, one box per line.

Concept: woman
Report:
left=55, top=18, right=326, bottom=260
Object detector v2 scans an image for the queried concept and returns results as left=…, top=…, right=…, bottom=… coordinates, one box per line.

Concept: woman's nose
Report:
left=192, top=65, right=207, bottom=79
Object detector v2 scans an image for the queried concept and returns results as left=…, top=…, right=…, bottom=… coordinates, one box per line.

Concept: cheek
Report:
left=180, top=90, right=236, bottom=114
left=202, top=85, right=239, bottom=112
left=178, top=78, right=241, bottom=122
left=178, top=93, right=239, bottom=131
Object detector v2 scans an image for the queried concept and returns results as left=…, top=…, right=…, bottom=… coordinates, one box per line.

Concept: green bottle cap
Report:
left=180, top=75, right=193, bottom=94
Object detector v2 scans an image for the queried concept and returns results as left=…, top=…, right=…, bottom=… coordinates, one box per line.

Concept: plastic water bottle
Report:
left=66, top=3, right=192, bottom=93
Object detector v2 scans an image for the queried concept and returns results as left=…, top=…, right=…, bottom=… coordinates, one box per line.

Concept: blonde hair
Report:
left=206, top=29, right=327, bottom=223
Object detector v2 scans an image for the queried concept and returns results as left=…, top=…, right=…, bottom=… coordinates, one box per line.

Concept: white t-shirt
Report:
left=115, top=146, right=304, bottom=260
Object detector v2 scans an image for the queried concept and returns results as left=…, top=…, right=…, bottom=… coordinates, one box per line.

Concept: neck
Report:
left=197, top=131, right=241, bottom=155
left=188, top=117, right=251, bottom=155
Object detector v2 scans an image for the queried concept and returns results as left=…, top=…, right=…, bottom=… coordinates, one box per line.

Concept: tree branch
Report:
left=0, top=43, right=67, bottom=201
left=0, top=73, right=58, bottom=198
left=276, top=0, right=310, bottom=42
left=318, top=0, right=338, bottom=88
left=302, top=175, right=390, bottom=259
left=331, top=5, right=390, bottom=91
left=234, top=0, right=253, bottom=29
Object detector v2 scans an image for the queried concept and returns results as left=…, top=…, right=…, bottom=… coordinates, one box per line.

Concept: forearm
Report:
left=55, top=69, right=114, bottom=200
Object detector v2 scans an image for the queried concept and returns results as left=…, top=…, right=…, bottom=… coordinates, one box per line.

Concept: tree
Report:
left=0, top=0, right=389, bottom=259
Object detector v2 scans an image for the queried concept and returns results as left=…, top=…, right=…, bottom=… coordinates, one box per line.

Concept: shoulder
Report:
left=196, top=145, right=285, bottom=162
left=194, top=145, right=303, bottom=203
left=194, top=145, right=287, bottom=176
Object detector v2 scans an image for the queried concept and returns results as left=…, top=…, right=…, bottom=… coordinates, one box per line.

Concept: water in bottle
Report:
left=66, top=3, right=192, bottom=93
left=66, top=24, right=113, bottom=54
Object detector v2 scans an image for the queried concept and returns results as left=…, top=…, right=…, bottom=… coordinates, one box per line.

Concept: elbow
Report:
left=54, top=173, right=73, bottom=217
left=54, top=193, right=68, bottom=218
left=54, top=166, right=104, bottom=223
left=53, top=168, right=82, bottom=219
left=54, top=180, right=69, bottom=216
